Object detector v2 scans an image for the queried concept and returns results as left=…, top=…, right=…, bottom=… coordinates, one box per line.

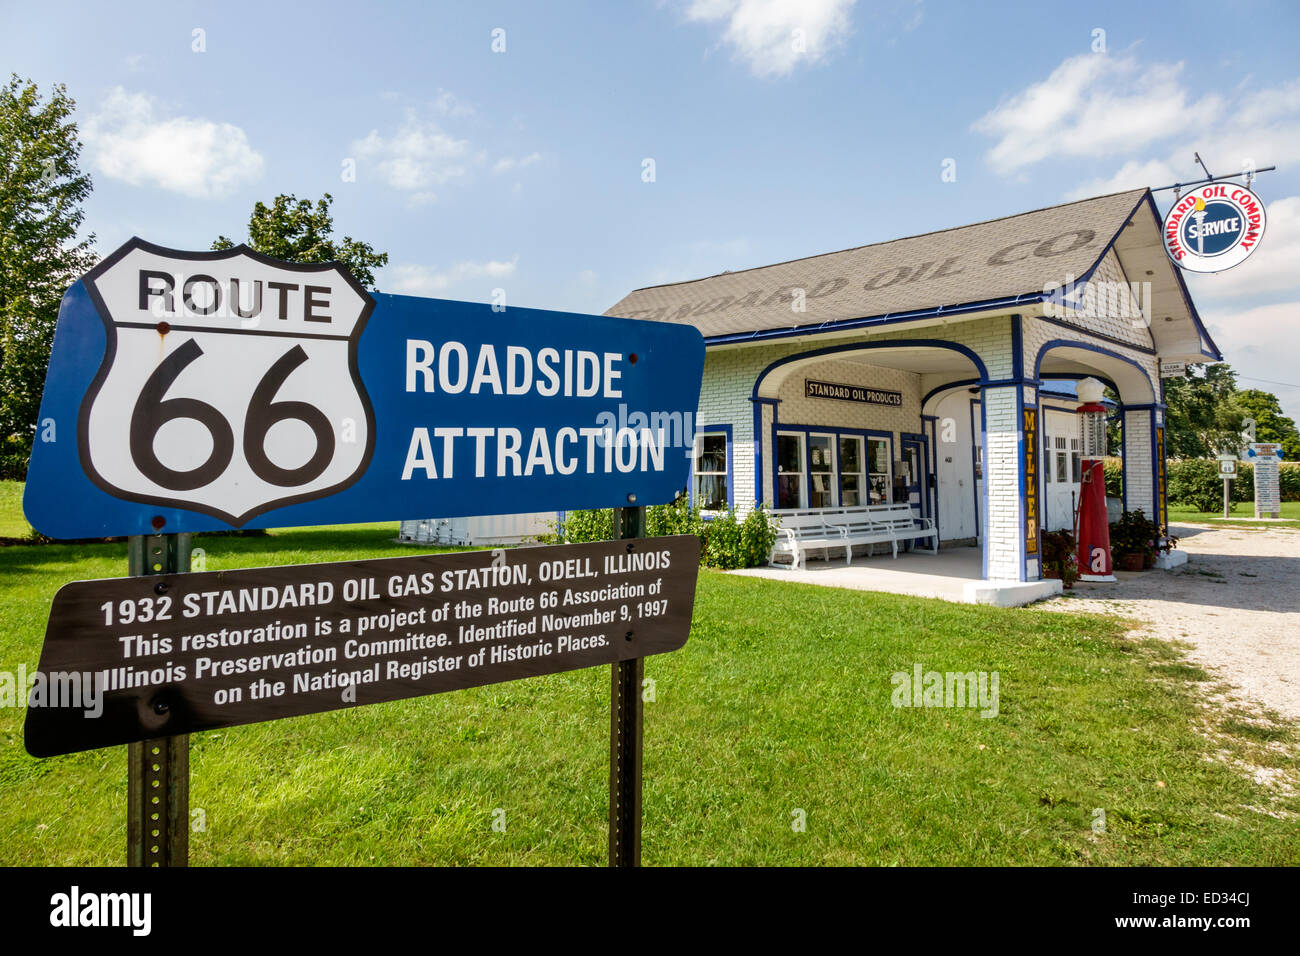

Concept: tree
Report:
left=213, top=193, right=388, bottom=289
left=1234, top=389, right=1300, bottom=461
left=0, top=75, right=96, bottom=477
left=1161, top=364, right=1244, bottom=458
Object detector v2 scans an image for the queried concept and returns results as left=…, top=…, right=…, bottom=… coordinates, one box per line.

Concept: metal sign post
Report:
left=1218, top=455, right=1238, bottom=519
left=609, top=504, right=646, bottom=867
left=126, top=533, right=191, bottom=867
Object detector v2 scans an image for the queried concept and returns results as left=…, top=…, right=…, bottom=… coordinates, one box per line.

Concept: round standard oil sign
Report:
left=1163, top=182, right=1267, bottom=273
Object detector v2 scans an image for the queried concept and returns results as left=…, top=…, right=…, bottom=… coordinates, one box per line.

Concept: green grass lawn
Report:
left=1, top=512, right=1297, bottom=865
left=1167, top=500, right=1300, bottom=529
left=0, top=481, right=32, bottom=540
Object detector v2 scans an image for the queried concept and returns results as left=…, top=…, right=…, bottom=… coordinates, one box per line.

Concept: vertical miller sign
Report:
left=1023, top=406, right=1039, bottom=557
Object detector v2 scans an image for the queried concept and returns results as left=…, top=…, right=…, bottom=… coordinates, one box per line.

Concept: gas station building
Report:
left=603, top=187, right=1221, bottom=586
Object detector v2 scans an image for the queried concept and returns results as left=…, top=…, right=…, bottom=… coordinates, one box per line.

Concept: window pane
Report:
left=777, top=434, right=802, bottom=474
left=868, top=438, right=889, bottom=475
left=777, top=475, right=802, bottom=509
left=840, top=474, right=861, bottom=506
left=809, top=435, right=833, bottom=474
left=1056, top=452, right=1067, bottom=483
left=839, top=437, right=861, bottom=473
left=869, top=474, right=889, bottom=502
left=695, top=474, right=727, bottom=510
left=810, top=472, right=833, bottom=508
left=1071, top=453, right=1082, bottom=484
left=1045, top=451, right=1054, bottom=483
left=697, top=434, right=726, bottom=473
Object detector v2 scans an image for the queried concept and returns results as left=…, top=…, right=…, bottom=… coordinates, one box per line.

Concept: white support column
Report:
left=1122, top=407, right=1158, bottom=520
left=982, top=385, right=1023, bottom=581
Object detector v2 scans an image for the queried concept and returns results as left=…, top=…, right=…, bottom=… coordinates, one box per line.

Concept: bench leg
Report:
left=844, top=544, right=852, bottom=566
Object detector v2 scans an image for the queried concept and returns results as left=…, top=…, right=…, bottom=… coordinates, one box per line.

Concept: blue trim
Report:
left=705, top=296, right=1045, bottom=348
left=750, top=398, right=779, bottom=508
left=901, top=432, right=930, bottom=548
left=978, top=398, right=988, bottom=579
left=923, top=378, right=982, bottom=409
left=921, top=416, right=940, bottom=540
left=1011, top=314, right=1024, bottom=381
left=1032, top=313, right=1157, bottom=355
left=1015, top=385, right=1028, bottom=582
left=1032, top=338, right=1158, bottom=403
left=1120, top=410, right=1128, bottom=513
left=969, top=397, right=983, bottom=547
left=1121, top=402, right=1167, bottom=412
left=689, top=424, right=734, bottom=511
left=1150, top=408, right=1162, bottom=523
left=1039, top=370, right=1122, bottom=398
left=772, top=420, right=893, bottom=509
left=750, top=337, right=989, bottom=400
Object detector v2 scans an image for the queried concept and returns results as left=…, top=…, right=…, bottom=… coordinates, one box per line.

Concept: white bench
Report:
left=768, top=509, right=852, bottom=570
left=769, top=505, right=938, bottom=568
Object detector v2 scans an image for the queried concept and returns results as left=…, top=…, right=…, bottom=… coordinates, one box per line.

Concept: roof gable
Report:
left=603, top=187, right=1217, bottom=361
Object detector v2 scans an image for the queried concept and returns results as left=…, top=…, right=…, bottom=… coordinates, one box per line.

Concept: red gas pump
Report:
left=1074, top=378, right=1116, bottom=582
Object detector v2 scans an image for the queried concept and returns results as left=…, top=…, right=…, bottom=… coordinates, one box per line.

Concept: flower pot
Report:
left=1142, top=551, right=1156, bottom=570
left=1117, top=553, right=1145, bottom=572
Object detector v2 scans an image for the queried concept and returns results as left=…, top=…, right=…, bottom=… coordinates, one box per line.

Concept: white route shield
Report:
left=78, top=240, right=375, bottom=526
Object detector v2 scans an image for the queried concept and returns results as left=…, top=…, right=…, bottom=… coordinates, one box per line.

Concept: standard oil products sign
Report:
left=24, top=238, right=705, bottom=539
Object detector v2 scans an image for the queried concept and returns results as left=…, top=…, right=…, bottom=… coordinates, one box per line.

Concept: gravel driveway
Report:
left=1037, top=523, right=1300, bottom=721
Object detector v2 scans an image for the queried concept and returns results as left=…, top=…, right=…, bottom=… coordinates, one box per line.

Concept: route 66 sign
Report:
left=77, top=240, right=374, bottom=525
left=24, top=238, right=705, bottom=539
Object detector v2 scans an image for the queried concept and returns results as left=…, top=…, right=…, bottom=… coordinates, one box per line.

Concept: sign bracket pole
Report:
left=609, top=504, right=646, bottom=867
left=126, top=532, right=191, bottom=867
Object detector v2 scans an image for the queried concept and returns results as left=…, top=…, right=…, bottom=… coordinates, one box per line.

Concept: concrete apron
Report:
left=730, top=545, right=1191, bottom=607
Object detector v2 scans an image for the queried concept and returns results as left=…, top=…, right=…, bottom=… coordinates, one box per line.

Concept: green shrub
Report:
left=1103, top=456, right=1123, bottom=498
left=544, top=497, right=778, bottom=570
left=1166, top=458, right=1225, bottom=512
left=1164, top=458, right=1300, bottom=509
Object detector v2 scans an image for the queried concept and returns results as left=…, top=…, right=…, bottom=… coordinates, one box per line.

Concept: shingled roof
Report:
left=604, top=187, right=1218, bottom=361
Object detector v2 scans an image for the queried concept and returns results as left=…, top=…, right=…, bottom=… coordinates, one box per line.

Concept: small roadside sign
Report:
left=1218, top=455, right=1238, bottom=477
left=1159, top=361, right=1187, bottom=378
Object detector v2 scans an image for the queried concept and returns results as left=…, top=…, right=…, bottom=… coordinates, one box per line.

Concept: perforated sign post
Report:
left=23, top=239, right=706, bottom=867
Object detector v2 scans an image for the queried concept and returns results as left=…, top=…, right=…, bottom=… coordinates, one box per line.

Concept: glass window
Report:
left=867, top=437, right=891, bottom=504
left=1070, top=438, right=1082, bottom=484
left=693, top=433, right=728, bottom=510
left=839, top=436, right=864, bottom=506
left=808, top=434, right=834, bottom=508
left=776, top=433, right=804, bottom=509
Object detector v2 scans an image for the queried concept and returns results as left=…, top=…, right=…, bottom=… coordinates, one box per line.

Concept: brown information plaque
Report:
left=25, top=536, right=700, bottom=757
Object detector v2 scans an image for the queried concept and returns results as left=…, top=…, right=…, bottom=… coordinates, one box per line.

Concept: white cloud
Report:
left=386, top=257, right=519, bottom=296
left=683, top=0, right=856, bottom=77
left=82, top=88, right=264, bottom=199
left=492, top=152, right=541, bottom=174
left=978, top=54, right=1300, bottom=193
left=974, top=54, right=1222, bottom=175
left=1184, top=196, right=1300, bottom=301
left=1201, top=300, right=1300, bottom=422
left=352, top=111, right=474, bottom=202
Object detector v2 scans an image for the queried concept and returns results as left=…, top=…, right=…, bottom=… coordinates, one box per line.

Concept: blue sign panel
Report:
left=24, top=239, right=704, bottom=539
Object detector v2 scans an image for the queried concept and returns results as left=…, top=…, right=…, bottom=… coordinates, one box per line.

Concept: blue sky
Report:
left=5, top=0, right=1300, bottom=418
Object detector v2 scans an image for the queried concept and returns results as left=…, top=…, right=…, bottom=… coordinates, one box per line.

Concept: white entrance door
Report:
left=1043, top=410, right=1082, bottom=531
